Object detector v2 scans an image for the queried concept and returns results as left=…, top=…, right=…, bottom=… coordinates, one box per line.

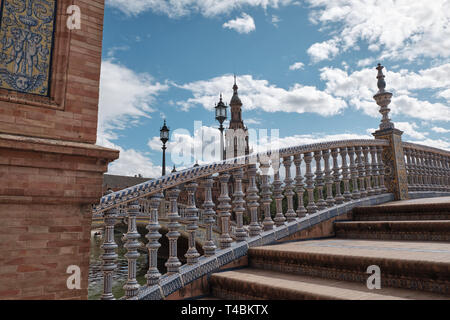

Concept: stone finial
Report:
left=376, top=63, right=386, bottom=93
left=373, top=63, right=394, bottom=130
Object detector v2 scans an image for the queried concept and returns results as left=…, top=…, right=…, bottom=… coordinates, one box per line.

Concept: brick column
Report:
left=0, top=0, right=119, bottom=299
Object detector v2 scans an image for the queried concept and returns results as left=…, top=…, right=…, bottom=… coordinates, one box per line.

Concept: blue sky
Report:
left=97, top=0, right=450, bottom=177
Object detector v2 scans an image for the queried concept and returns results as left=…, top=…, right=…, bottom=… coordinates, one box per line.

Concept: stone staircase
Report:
left=207, top=203, right=450, bottom=300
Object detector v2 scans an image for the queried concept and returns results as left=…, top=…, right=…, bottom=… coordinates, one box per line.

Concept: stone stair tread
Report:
left=335, top=220, right=450, bottom=229
left=210, top=268, right=448, bottom=300
left=250, top=239, right=450, bottom=263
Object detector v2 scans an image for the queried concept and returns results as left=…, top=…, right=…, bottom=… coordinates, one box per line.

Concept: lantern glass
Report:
left=160, top=129, right=169, bottom=140
left=215, top=106, right=220, bottom=119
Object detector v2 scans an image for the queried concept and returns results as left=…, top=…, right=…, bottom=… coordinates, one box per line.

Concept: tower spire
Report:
left=233, top=74, right=238, bottom=93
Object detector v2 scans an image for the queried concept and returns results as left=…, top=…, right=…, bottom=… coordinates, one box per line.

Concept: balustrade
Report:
left=93, top=138, right=450, bottom=300
left=402, top=143, right=450, bottom=193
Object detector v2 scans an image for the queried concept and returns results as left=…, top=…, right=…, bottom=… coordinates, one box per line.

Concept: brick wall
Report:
left=0, top=0, right=119, bottom=300
left=0, top=0, right=106, bottom=144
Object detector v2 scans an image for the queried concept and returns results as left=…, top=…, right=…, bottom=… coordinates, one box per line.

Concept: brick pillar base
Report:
left=373, top=128, right=409, bottom=200
left=0, top=134, right=118, bottom=300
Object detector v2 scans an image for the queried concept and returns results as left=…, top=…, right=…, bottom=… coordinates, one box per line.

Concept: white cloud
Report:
left=306, top=0, right=450, bottom=62
left=357, top=58, right=375, bottom=67
left=320, top=64, right=450, bottom=122
left=438, top=89, right=450, bottom=101
left=99, top=138, right=163, bottom=178
left=98, top=60, right=169, bottom=139
left=431, top=126, right=450, bottom=134
left=223, top=13, right=256, bottom=34
left=267, top=132, right=373, bottom=150
left=245, top=118, right=263, bottom=125
left=289, top=62, right=305, bottom=71
left=106, top=0, right=294, bottom=17
left=175, top=74, right=347, bottom=117
left=148, top=125, right=222, bottom=166
left=406, top=138, right=450, bottom=151
left=97, top=60, right=169, bottom=177
left=395, top=122, right=428, bottom=140
left=307, top=38, right=340, bottom=63
left=271, top=15, right=281, bottom=27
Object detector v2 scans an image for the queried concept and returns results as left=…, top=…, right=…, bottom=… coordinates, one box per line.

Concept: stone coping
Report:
left=0, top=133, right=119, bottom=159
left=134, top=193, right=396, bottom=300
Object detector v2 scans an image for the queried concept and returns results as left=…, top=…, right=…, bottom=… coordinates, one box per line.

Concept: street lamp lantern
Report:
left=160, top=120, right=170, bottom=176
left=215, top=94, right=228, bottom=160
left=215, top=94, right=227, bottom=123
left=160, top=120, right=170, bottom=143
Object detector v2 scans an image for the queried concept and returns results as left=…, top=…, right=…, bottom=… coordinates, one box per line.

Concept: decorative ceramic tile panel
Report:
left=0, top=0, right=57, bottom=96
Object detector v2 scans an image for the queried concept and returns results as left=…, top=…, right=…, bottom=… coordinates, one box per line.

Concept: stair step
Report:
left=209, top=269, right=449, bottom=300
left=353, top=204, right=450, bottom=221
left=334, top=220, right=450, bottom=241
left=248, top=239, right=450, bottom=295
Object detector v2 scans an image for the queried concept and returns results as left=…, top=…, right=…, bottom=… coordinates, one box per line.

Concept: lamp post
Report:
left=215, top=94, right=228, bottom=160
left=160, top=120, right=170, bottom=176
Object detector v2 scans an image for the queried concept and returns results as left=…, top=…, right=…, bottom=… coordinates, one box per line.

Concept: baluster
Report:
left=323, top=149, right=335, bottom=207
left=409, top=149, right=417, bottom=191
left=123, top=199, right=141, bottom=298
left=348, top=147, right=360, bottom=199
left=146, top=193, right=163, bottom=285
left=202, top=176, right=217, bottom=256
left=422, top=152, right=429, bottom=189
left=417, top=150, right=426, bottom=191
left=314, top=151, right=327, bottom=210
left=260, top=160, right=274, bottom=231
left=377, top=146, right=387, bottom=193
left=428, top=152, right=434, bottom=189
left=294, top=154, right=307, bottom=217
left=356, top=146, right=367, bottom=198
left=340, top=147, right=352, bottom=201
left=247, top=164, right=262, bottom=236
left=405, top=148, right=412, bottom=187
left=444, top=155, right=448, bottom=191
left=364, top=146, right=374, bottom=196
left=437, top=154, right=444, bottom=191
left=428, top=153, right=434, bottom=190
left=218, top=173, right=232, bottom=249
left=304, top=152, right=318, bottom=213
left=101, top=206, right=118, bottom=300
left=439, top=154, right=446, bottom=191
left=331, top=148, right=344, bottom=204
left=185, top=182, right=200, bottom=264
left=272, top=159, right=286, bottom=226
left=434, top=153, right=440, bottom=190
left=166, top=186, right=182, bottom=272
left=283, top=156, right=297, bottom=221
left=370, top=146, right=381, bottom=194
left=414, top=150, right=421, bottom=190
left=233, top=168, right=248, bottom=241
left=421, top=151, right=428, bottom=190
left=432, top=153, right=439, bottom=190
left=418, top=151, right=424, bottom=190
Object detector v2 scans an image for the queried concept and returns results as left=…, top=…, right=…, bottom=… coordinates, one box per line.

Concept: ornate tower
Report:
left=225, top=76, right=250, bottom=159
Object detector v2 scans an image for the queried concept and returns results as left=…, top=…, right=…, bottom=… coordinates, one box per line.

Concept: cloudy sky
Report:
left=98, top=0, right=450, bottom=177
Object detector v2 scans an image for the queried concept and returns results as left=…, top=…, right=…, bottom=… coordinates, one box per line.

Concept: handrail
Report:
left=402, top=141, right=450, bottom=156
left=93, top=139, right=389, bottom=214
